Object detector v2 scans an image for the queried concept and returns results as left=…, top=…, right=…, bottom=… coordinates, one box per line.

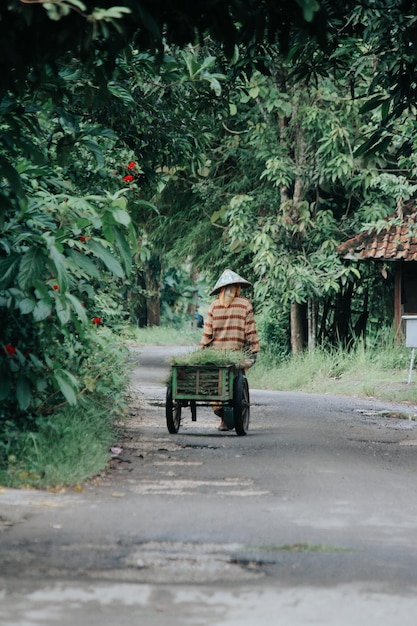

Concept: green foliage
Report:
left=0, top=1, right=358, bottom=98
left=159, top=265, right=206, bottom=326
left=0, top=54, right=142, bottom=421
left=0, top=38, right=235, bottom=424
left=256, top=306, right=291, bottom=361
left=168, top=45, right=417, bottom=352
left=0, top=186, right=135, bottom=416
left=0, top=326, right=130, bottom=487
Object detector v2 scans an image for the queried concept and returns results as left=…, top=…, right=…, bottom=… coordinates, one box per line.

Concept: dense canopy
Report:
left=2, top=0, right=347, bottom=93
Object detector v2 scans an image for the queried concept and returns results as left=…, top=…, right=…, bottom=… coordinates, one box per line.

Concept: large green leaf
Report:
left=89, top=240, right=124, bottom=278
left=18, top=247, right=45, bottom=290
left=107, top=82, right=136, bottom=104
left=66, top=293, right=88, bottom=323
left=67, top=249, right=101, bottom=279
left=28, top=353, right=45, bottom=370
left=18, top=297, right=36, bottom=314
left=359, top=95, right=389, bottom=114
left=112, top=208, right=131, bottom=226
left=55, top=295, right=71, bottom=325
left=54, top=372, right=78, bottom=405
left=113, top=228, right=132, bottom=275
left=79, top=138, right=104, bottom=168
left=0, top=155, right=25, bottom=197
left=102, top=223, right=115, bottom=243
left=33, top=298, right=52, bottom=321
left=16, top=375, right=32, bottom=410
left=49, top=244, right=69, bottom=288
left=0, top=255, right=20, bottom=289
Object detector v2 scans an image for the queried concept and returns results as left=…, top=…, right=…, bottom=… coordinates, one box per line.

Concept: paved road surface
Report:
left=1, top=345, right=417, bottom=625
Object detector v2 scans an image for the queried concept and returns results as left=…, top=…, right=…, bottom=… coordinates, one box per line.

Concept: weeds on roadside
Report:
left=248, top=333, right=417, bottom=403
left=0, top=328, right=130, bottom=489
left=1, top=404, right=117, bottom=488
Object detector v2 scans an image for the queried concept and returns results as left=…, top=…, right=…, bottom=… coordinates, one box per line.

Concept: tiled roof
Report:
left=337, top=203, right=417, bottom=261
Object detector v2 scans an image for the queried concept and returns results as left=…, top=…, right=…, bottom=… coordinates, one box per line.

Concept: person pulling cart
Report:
left=166, top=269, right=259, bottom=435
left=199, top=269, right=260, bottom=430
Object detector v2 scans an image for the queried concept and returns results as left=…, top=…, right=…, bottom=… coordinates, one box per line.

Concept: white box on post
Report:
left=402, top=316, right=417, bottom=388
left=403, top=315, right=417, bottom=348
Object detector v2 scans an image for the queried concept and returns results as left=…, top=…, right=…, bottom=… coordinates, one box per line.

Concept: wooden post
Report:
left=394, top=262, right=402, bottom=340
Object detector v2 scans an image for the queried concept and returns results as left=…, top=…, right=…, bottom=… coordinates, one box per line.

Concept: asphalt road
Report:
left=1, top=344, right=417, bottom=625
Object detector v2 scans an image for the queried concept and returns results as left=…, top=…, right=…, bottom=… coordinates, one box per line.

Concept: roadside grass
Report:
left=0, top=328, right=130, bottom=489
left=247, top=341, right=417, bottom=404
left=1, top=404, right=118, bottom=488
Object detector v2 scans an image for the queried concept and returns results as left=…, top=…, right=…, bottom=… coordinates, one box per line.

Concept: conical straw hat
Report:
left=210, top=269, right=252, bottom=295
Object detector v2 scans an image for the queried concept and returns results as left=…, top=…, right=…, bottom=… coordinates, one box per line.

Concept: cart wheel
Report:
left=166, top=386, right=181, bottom=433
left=233, top=372, right=250, bottom=436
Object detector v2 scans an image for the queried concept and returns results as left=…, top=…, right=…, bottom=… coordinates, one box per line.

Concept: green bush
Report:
left=257, top=306, right=291, bottom=361
left=0, top=327, right=130, bottom=487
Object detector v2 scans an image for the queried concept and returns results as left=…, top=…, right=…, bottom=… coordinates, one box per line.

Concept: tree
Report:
left=6, top=1, right=417, bottom=133
left=1, top=0, right=343, bottom=96
left=152, top=40, right=417, bottom=353
left=0, top=70, right=139, bottom=414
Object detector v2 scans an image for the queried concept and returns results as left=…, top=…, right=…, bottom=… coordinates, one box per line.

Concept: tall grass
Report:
left=1, top=404, right=118, bottom=488
left=248, top=336, right=417, bottom=403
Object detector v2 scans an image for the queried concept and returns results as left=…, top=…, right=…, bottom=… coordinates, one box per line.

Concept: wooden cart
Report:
left=165, top=363, right=250, bottom=436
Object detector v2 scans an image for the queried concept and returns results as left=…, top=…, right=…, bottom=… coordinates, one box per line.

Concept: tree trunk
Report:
left=145, top=264, right=160, bottom=327
left=307, top=298, right=317, bottom=351
left=332, top=283, right=354, bottom=347
left=290, top=301, right=306, bottom=354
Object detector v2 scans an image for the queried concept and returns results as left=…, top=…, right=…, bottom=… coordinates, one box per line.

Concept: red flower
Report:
left=92, top=317, right=102, bottom=325
left=127, top=161, right=136, bottom=170
left=123, top=174, right=134, bottom=183
left=79, top=236, right=87, bottom=242
left=4, top=345, right=16, bottom=357
left=53, top=284, right=59, bottom=290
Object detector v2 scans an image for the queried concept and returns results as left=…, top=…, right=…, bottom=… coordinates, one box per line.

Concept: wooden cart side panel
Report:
left=171, top=364, right=236, bottom=401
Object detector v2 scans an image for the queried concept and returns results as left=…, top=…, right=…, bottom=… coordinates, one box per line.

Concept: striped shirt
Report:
left=200, top=296, right=260, bottom=354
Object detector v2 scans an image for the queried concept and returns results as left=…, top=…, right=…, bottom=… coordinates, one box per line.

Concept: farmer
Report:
left=200, top=269, right=260, bottom=430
